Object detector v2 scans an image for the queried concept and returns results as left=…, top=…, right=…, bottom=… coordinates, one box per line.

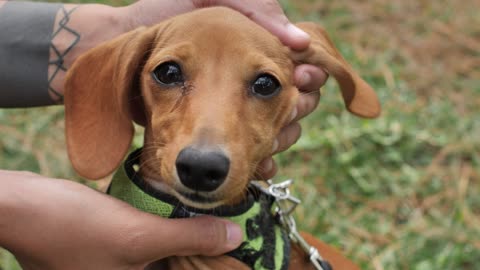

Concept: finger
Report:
left=251, top=14, right=310, bottom=50
left=127, top=215, right=243, bottom=263
left=273, top=122, right=302, bottom=154
left=292, top=90, right=321, bottom=123
left=255, top=157, right=278, bottom=180
left=294, top=64, right=328, bottom=92
left=215, top=0, right=310, bottom=50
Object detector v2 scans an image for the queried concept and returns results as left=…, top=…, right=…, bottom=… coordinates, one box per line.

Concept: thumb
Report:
left=251, top=14, right=311, bottom=51
left=128, top=215, right=243, bottom=263
left=215, top=0, right=311, bottom=50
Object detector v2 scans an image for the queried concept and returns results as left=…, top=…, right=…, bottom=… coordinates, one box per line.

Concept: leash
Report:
left=250, top=179, right=333, bottom=270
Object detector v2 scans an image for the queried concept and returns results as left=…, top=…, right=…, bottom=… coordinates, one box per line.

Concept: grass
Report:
left=1, top=0, right=479, bottom=269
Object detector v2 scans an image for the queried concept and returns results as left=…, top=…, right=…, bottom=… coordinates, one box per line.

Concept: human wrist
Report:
left=47, top=4, right=126, bottom=101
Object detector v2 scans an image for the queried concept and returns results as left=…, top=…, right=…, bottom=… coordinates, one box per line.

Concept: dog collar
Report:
left=108, top=149, right=290, bottom=270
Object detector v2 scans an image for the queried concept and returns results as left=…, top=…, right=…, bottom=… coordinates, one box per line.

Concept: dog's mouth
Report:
left=177, top=190, right=220, bottom=204
left=145, top=177, right=230, bottom=209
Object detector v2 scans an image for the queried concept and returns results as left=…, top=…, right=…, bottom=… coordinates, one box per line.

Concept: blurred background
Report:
left=1, top=0, right=479, bottom=269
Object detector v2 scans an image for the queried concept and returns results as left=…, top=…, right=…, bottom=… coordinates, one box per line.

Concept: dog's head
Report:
left=65, top=7, right=380, bottom=208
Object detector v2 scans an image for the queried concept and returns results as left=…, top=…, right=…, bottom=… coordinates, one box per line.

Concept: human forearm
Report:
left=0, top=171, right=76, bottom=255
left=0, top=171, right=41, bottom=253
left=0, top=172, right=12, bottom=248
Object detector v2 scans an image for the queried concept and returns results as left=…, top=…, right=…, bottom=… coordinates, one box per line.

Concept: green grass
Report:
left=1, top=0, right=479, bottom=269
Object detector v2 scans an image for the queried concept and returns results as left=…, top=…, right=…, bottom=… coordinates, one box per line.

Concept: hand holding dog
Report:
left=0, top=170, right=243, bottom=270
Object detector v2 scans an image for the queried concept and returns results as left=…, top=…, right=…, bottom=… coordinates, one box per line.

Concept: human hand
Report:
left=0, top=170, right=242, bottom=270
left=124, top=0, right=308, bottom=50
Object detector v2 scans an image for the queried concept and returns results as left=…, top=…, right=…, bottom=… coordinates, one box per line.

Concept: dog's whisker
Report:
left=137, top=157, right=162, bottom=175
left=137, top=157, right=159, bottom=169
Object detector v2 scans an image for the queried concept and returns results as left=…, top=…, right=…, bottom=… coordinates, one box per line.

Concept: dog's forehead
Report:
left=162, top=7, right=286, bottom=54
left=145, top=7, right=292, bottom=75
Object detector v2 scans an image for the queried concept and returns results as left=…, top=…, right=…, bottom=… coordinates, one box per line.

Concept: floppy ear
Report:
left=64, top=27, right=156, bottom=180
left=293, top=22, right=381, bottom=118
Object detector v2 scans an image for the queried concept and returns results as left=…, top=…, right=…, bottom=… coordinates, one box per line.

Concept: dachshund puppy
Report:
left=64, top=7, right=380, bottom=270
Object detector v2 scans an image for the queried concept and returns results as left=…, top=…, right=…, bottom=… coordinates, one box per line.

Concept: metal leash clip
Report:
left=250, top=179, right=333, bottom=270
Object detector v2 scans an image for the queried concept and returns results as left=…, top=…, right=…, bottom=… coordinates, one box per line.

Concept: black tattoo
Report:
left=48, top=6, right=80, bottom=102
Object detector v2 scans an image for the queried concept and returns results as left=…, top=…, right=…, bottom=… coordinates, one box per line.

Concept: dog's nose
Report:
left=175, top=147, right=230, bottom=192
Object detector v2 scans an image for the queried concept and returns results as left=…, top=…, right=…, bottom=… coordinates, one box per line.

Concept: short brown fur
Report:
left=65, top=7, right=379, bottom=270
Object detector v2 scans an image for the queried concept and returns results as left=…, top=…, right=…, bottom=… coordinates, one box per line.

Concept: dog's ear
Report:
left=64, top=27, right=156, bottom=180
left=292, top=22, right=381, bottom=118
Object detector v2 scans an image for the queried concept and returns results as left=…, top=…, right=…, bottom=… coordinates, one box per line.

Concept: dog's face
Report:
left=64, top=8, right=380, bottom=209
left=139, top=12, right=297, bottom=208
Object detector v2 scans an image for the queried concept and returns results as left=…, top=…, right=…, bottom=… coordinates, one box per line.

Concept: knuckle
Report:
left=296, top=66, right=327, bottom=92
left=306, top=92, right=320, bottom=112
left=297, top=95, right=308, bottom=116
left=311, top=67, right=328, bottom=85
left=276, top=123, right=301, bottom=152
left=276, top=131, right=288, bottom=151
left=288, top=123, right=302, bottom=145
left=297, top=92, right=320, bottom=119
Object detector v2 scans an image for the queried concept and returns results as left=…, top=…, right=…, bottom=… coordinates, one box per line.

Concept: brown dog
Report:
left=64, top=7, right=380, bottom=270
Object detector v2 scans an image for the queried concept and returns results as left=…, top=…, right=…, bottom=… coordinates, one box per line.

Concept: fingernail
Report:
left=272, top=139, right=279, bottom=153
left=289, top=107, right=298, bottom=122
left=226, top=222, right=243, bottom=248
left=287, top=24, right=310, bottom=41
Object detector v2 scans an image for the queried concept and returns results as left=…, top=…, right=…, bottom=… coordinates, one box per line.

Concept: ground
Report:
left=1, top=0, right=479, bottom=269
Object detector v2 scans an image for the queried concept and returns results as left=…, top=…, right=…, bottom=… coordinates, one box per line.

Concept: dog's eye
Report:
left=251, top=74, right=281, bottom=98
left=152, top=62, right=184, bottom=85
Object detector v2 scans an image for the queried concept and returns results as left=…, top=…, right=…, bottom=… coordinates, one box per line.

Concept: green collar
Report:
left=108, top=149, right=290, bottom=270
